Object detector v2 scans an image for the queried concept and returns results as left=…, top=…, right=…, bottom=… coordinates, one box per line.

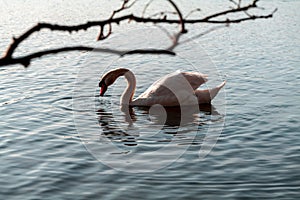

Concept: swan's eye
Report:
left=99, top=80, right=106, bottom=87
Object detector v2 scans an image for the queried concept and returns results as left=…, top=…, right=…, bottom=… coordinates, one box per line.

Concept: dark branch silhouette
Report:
left=0, top=0, right=276, bottom=68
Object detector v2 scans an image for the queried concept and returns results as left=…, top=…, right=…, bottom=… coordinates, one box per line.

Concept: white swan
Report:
left=99, top=68, right=225, bottom=106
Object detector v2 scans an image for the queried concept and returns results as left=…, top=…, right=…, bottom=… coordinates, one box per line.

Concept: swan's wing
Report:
left=195, top=81, right=226, bottom=104
left=131, top=90, right=198, bottom=106
left=133, top=71, right=207, bottom=106
left=181, top=71, right=208, bottom=90
left=137, top=71, right=208, bottom=99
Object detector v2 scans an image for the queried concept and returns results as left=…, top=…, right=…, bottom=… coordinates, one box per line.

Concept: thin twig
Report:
left=97, top=0, right=136, bottom=40
left=185, top=8, right=201, bottom=19
left=166, top=0, right=186, bottom=33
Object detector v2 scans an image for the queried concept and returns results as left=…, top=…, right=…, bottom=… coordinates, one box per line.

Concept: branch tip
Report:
left=22, top=60, right=30, bottom=68
left=182, top=29, right=188, bottom=34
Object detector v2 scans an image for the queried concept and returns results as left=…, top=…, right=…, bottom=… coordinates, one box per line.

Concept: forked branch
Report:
left=0, top=0, right=276, bottom=68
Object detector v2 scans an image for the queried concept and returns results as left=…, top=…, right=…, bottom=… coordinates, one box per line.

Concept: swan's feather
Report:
left=131, top=71, right=208, bottom=106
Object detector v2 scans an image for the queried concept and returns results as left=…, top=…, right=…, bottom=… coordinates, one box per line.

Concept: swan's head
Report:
left=99, top=68, right=129, bottom=96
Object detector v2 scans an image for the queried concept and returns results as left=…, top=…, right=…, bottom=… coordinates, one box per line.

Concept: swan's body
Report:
left=99, top=68, right=225, bottom=106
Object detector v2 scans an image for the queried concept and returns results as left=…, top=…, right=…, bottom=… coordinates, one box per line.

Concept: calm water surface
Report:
left=0, top=0, right=299, bottom=199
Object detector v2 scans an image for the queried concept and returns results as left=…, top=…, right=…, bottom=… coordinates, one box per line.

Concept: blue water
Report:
left=0, top=0, right=299, bottom=199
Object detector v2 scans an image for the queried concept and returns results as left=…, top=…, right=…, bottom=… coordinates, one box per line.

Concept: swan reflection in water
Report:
left=96, top=103, right=222, bottom=147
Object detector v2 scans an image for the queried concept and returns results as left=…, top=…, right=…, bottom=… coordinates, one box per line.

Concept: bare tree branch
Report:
left=0, top=0, right=276, bottom=68
left=97, top=0, right=136, bottom=41
left=0, top=46, right=175, bottom=68
left=166, top=0, right=186, bottom=33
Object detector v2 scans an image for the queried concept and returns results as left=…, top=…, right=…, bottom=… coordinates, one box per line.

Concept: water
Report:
left=0, top=0, right=299, bottom=199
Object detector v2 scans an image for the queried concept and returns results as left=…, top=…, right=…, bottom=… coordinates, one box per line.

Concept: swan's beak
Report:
left=99, top=85, right=107, bottom=96
left=99, top=81, right=107, bottom=96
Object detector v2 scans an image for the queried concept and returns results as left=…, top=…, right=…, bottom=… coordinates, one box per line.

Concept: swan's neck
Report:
left=121, top=70, right=136, bottom=105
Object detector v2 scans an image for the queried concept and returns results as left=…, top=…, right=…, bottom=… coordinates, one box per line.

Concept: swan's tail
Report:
left=195, top=81, right=226, bottom=104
